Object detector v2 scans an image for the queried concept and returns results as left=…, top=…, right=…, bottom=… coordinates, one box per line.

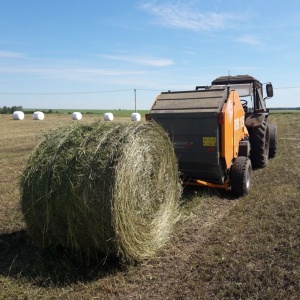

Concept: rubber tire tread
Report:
left=268, top=123, right=277, bottom=158
left=231, top=156, right=252, bottom=197
left=249, top=119, right=270, bottom=168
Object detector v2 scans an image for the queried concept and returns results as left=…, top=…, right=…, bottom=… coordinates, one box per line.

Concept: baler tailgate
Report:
left=149, top=88, right=228, bottom=184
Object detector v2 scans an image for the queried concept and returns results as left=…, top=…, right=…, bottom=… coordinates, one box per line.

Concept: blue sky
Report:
left=0, top=0, right=300, bottom=110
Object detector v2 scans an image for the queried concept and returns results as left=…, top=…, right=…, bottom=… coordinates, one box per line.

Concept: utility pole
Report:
left=134, top=89, right=137, bottom=112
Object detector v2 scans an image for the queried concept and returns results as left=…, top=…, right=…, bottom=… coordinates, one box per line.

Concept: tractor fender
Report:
left=245, top=113, right=266, bottom=129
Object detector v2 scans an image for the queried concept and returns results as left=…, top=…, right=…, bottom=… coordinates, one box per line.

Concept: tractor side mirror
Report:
left=266, top=83, right=273, bottom=98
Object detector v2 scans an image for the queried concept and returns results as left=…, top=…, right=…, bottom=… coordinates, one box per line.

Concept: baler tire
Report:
left=268, top=123, right=278, bottom=158
left=231, top=156, right=252, bottom=197
left=249, top=120, right=270, bottom=168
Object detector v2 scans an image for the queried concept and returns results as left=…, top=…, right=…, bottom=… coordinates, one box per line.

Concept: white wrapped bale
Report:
left=12, top=111, right=25, bottom=120
left=104, top=112, right=114, bottom=121
left=131, top=112, right=141, bottom=122
left=72, top=112, right=82, bottom=120
left=33, top=111, right=45, bottom=120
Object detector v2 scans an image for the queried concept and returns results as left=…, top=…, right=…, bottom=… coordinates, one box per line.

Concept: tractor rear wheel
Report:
left=231, top=156, right=252, bottom=197
left=249, top=120, right=270, bottom=168
left=268, top=123, right=278, bottom=158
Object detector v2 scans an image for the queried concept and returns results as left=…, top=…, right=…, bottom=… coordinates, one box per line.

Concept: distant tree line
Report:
left=270, top=107, right=300, bottom=110
left=25, top=109, right=57, bottom=114
left=0, top=106, right=58, bottom=114
left=0, top=105, right=23, bottom=114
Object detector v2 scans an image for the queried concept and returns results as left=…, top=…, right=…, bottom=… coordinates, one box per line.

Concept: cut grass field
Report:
left=0, top=113, right=299, bottom=299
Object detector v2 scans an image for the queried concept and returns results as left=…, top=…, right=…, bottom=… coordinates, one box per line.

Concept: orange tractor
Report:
left=146, top=75, right=277, bottom=196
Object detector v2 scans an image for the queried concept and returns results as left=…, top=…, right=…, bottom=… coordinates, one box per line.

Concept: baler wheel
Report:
left=231, top=156, right=252, bottom=197
left=249, top=120, right=270, bottom=168
left=268, top=123, right=278, bottom=158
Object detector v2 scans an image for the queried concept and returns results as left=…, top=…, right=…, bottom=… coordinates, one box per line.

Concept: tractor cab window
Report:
left=231, top=84, right=253, bottom=113
left=229, top=83, right=253, bottom=98
left=211, top=83, right=253, bottom=97
left=255, top=87, right=266, bottom=111
left=211, top=83, right=254, bottom=112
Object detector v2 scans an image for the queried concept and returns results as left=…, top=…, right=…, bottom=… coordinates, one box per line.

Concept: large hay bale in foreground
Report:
left=20, top=121, right=181, bottom=262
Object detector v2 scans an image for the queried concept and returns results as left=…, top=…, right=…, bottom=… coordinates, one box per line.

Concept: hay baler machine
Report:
left=146, top=75, right=276, bottom=196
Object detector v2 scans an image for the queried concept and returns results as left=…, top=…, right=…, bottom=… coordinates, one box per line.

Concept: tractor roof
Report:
left=211, top=75, right=262, bottom=88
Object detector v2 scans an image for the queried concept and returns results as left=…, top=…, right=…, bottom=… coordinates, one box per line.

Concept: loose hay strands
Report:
left=20, top=121, right=181, bottom=262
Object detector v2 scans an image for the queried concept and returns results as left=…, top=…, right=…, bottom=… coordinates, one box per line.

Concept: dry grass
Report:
left=0, top=113, right=299, bottom=299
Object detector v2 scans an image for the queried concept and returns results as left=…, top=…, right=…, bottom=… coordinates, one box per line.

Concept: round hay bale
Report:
left=20, top=121, right=181, bottom=262
left=131, top=112, right=141, bottom=122
left=33, top=111, right=45, bottom=120
left=12, top=111, right=25, bottom=120
left=72, top=112, right=82, bottom=120
left=103, top=112, right=113, bottom=121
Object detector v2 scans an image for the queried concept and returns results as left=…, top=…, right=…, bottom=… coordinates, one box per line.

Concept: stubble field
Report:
left=0, top=113, right=299, bottom=299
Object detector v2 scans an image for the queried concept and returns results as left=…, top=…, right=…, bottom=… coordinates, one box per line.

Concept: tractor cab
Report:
left=211, top=75, right=273, bottom=115
left=211, top=75, right=276, bottom=169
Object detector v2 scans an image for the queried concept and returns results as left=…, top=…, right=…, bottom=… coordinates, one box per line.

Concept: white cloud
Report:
left=140, top=1, right=237, bottom=31
left=0, top=65, right=146, bottom=82
left=236, top=35, right=262, bottom=46
left=184, top=50, right=198, bottom=55
left=98, top=54, right=174, bottom=67
left=0, top=51, right=25, bottom=58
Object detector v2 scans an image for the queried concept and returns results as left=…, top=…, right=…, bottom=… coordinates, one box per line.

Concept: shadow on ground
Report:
left=0, top=185, right=239, bottom=287
left=182, top=184, right=237, bottom=201
left=0, top=230, right=124, bottom=286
